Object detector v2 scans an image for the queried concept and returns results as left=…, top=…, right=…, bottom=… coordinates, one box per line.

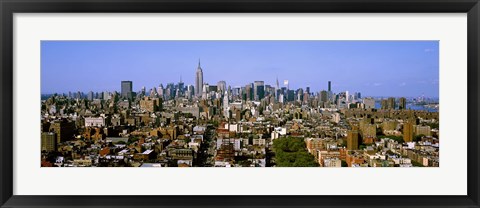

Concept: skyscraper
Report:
left=217, top=81, right=227, bottom=94
left=345, top=91, right=349, bottom=102
left=328, top=81, right=333, bottom=102
left=275, top=77, right=280, bottom=101
left=187, top=85, right=194, bottom=99
left=387, top=97, right=396, bottom=109
left=320, top=90, right=328, bottom=103
left=363, top=97, right=375, bottom=109
left=178, top=76, right=185, bottom=95
left=166, top=83, right=175, bottom=99
left=381, top=99, right=388, bottom=109
left=87, top=91, right=94, bottom=101
left=223, top=91, right=230, bottom=119
left=49, top=119, right=75, bottom=143
left=276, top=77, right=280, bottom=90
left=399, top=97, right=407, bottom=110
left=253, top=81, right=265, bottom=101
left=157, top=84, right=164, bottom=99
left=403, top=121, right=414, bottom=142
left=287, top=90, right=295, bottom=102
left=121, top=81, right=133, bottom=100
left=103, top=91, right=110, bottom=100
left=195, top=59, right=204, bottom=97
left=41, top=132, right=56, bottom=152
left=245, top=83, right=253, bottom=101
left=347, top=128, right=359, bottom=150
left=296, top=88, right=304, bottom=102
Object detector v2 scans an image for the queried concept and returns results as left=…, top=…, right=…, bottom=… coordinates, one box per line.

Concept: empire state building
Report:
left=195, top=59, right=203, bottom=97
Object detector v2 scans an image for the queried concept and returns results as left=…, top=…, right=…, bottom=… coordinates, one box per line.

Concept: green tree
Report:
left=273, top=137, right=319, bottom=167
left=414, top=134, right=425, bottom=142
left=378, top=135, right=404, bottom=143
left=128, top=137, right=139, bottom=145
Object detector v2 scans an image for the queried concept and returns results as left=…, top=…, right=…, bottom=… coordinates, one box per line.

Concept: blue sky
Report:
left=41, top=40, right=439, bottom=97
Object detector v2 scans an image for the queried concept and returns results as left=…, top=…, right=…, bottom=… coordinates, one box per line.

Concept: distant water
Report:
left=374, top=102, right=438, bottom=112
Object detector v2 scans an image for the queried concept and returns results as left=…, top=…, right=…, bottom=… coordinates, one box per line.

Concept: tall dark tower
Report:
left=254, top=81, right=265, bottom=101
left=121, top=81, right=133, bottom=100
left=178, top=75, right=185, bottom=95
left=328, top=81, right=331, bottom=92
left=399, top=97, right=407, bottom=110
left=195, top=59, right=203, bottom=97
left=275, top=77, right=280, bottom=100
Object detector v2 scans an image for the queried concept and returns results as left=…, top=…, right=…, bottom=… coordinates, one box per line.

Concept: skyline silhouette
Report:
left=41, top=40, right=439, bottom=97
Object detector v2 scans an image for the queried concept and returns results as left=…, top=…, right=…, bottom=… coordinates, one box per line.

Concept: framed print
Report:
left=1, top=0, right=479, bottom=207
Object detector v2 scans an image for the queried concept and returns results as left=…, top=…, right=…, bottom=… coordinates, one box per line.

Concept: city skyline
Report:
left=41, top=41, right=439, bottom=97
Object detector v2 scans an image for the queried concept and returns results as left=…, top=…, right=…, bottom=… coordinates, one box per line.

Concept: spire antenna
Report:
left=198, top=58, right=201, bottom=67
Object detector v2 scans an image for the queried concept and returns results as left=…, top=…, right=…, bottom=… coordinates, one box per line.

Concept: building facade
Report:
left=85, top=117, right=105, bottom=127
left=347, top=129, right=359, bottom=150
left=195, top=60, right=204, bottom=97
left=41, top=132, right=56, bottom=152
left=121, top=81, right=133, bottom=100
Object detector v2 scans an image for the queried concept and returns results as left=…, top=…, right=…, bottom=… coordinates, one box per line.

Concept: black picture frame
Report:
left=1, top=0, right=479, bottom=207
